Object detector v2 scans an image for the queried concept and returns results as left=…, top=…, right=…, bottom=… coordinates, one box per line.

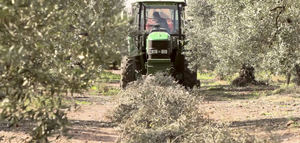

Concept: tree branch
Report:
left=268, top=5, right=286, bottom=48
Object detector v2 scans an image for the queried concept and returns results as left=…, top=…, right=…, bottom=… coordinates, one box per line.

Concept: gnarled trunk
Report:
left=232, top=64, right=258, bottom=87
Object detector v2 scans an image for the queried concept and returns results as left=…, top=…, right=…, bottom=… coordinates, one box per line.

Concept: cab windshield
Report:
left=142, top=5, right=179, bottom=34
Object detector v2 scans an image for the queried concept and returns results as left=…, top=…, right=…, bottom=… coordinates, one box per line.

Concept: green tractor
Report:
left=121, top=0, right=199, bottom=88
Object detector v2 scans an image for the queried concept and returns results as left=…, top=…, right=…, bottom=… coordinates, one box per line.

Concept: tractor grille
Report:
left=151, top=40, right=169, bottom=49
left=148, top=40, right=170, bottom=59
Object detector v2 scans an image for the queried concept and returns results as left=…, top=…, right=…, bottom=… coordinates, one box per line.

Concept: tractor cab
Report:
left=121, top=0, right=199, bottom=88
left=131, top=0, right=185, bottom=34
left=143, top=3, right=181, bottom=34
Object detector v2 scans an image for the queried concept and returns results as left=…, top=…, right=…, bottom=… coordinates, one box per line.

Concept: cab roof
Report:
left=133, top=0, right=186, bottom=4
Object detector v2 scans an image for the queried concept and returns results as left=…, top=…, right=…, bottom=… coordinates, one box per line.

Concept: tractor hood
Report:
left=147, top=31, right=170, bottom=41
left=146, top=31, right=171, bottom=53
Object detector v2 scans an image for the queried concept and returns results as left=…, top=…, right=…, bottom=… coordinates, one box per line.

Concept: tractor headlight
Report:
left=161, top=50, right=168, bottom=54
left=150, top=49, right=158, bottom=54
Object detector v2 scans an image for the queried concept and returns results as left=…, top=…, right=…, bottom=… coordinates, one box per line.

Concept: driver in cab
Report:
left=152, top=12, right=170, bottom=33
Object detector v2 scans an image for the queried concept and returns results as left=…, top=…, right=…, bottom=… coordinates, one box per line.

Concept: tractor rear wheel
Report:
left=183, top=63, right=200, bottom=88
left=120, top=56, right=136, bottom=89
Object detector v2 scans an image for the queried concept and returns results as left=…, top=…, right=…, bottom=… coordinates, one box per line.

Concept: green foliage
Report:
left=1, top=95, right=68, bottom=142
left=101, top=87, right=120, bottom=96
left=90, top=83, right=120, bottom=96
left=75, top=100, right=92, bottom=105
left=186, top=0, right=300, bottom=79
left=112, top=73, right=263, bottom=143
left=99, top=71, right=121, bottom=83
left=185, top=0, right=216, bottom=71
left=0, top=0, right=128, bottom=141
left=272, top=85, right=300, bottom=95
left=198, top=72, right=216, bottom=80
left=89, top=71, right=121, bottom=96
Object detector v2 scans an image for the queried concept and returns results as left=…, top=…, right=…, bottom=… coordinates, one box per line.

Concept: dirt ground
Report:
left=0, top=95, right=119, bottom=143
left=199, top=85, right=300, bottom=143
left=1, top=71, right=300, bottom=143
left=56, top=95, right=119, bottom=143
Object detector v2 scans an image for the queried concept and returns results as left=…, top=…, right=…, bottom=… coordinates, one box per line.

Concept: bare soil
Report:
left=0, top=95, right=119, bottom=143
left=199, top=85, right=300, bottom=143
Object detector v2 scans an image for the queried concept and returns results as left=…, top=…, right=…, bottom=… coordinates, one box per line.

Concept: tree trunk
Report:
left=112, top=61, right=118, bottom=70
left=295, top=65, right=300, bottom=86
left=0, top=91, right=4, bottom=100
left=232, top=64, right=258, bottom=87
left=286, top=72, right=291, bottom=86
left=216, top=73, right=225, bottom=80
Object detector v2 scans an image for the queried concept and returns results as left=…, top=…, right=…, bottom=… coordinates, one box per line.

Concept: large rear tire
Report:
left=173, top=54, right=200, bottom=88
left=183, top=62, right=200, bottom=88
left=120, top=57, right=136, bottom=89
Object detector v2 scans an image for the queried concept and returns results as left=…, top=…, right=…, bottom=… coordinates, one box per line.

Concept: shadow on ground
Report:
left=230, top=117, right=300, bottom=142
left=66, top=119, right=118, bottom=142
left=0, top=120, right=33, bottom=132
left=0, top=119, right=118, bottom=142
left=230, top=117, right=300, bottom=129
left=70, top=119, right=117, bottom=128
left=199, top=85, right=279, bottom=101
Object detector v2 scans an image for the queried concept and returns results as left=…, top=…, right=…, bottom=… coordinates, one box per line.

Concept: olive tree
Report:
left=0, top=0, right=128, bottom=141
left=185, top=0, right=216, bottom=72
left=186, top=0, right=300, bottom=85
left=262, top=0, right=300, bottom=85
